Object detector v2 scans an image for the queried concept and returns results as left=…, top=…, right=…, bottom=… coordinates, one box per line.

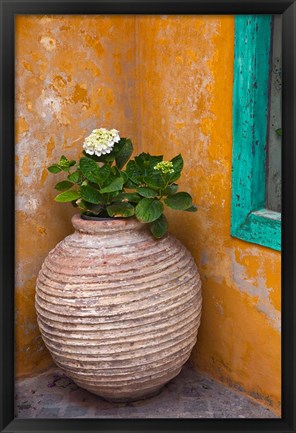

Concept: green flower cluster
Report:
left=154, top=161, right=175, bottom=174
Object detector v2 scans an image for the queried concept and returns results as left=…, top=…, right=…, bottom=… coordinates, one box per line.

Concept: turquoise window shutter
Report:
left=231, top=15, right=281, bottom=251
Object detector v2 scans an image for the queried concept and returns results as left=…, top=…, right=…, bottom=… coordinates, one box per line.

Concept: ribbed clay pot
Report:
left=35, top=214, right=202, bottom=402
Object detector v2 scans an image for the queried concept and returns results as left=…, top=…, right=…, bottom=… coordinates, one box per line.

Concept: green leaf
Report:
left=69, top=160, right=76, bottom=167
left=98, top=165, right=112, bottom=186
left=54, top=190, right=81, bottom=202
left=164, top=192, right=192, bottom=210
left=168, top=171, right=182, bottom=183
left=82, top=202, right=103, bottom=215
left=112, top=192, right=142, bottom=203
left=126, top=160, right=142, bottom=185
left=99, top=177, right=124, bottom=194
left=168, top=154, right=184, bottom=183
left=136, top=187, right=158, bottom=198
left=111, top=165, right=120, bottom=175
left=124, top=179, right=138, bottom=189
left=48, top=164, right=62, bottom=174
left=120, top=170, right=128, bottom=184
left=79, top=157, right=101, bottom=184
left=150, top=214, right=168, bottom=238
left=55, top=180, right=74, bottom=191
left=115, top=138, right=133, bottom=169
left=170, top=154, right=183, bottom=172
left=67, top=170, right=83, bottom=184
left=276, top=128, right=282, bottom=136
left=163, top=184, right=178, bottom=196
left=108, top=191, right=120, bottom=201
left=135, top=198, right=163, bottom=223
left=80, top=185, right=103, bottom=204
left=184, top=205, right=198, bottom=212
left=135, top=153, right=163, bottom=169
left=107, top=203, right=135, bottom=218
left=144, top=171, right=166, bottom=189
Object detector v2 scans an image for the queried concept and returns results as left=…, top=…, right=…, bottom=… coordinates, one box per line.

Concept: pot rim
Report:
left=72, top=213, right=145, bottom=234
left=81, top=213, right=118, bottom=221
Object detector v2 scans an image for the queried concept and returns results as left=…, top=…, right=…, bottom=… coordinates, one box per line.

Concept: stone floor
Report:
left=15, top=362, right=278, bottom=419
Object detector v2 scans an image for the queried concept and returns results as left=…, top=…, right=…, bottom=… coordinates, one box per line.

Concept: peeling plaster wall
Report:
left=136, top=16, right=280, bottom=413
left=15, top=15, right=281, bottom=413
left=15, top=15, right=137, bottom=377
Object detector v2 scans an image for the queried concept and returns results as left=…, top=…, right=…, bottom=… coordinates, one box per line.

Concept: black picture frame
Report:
left=0, top=0, right=295, bottom=432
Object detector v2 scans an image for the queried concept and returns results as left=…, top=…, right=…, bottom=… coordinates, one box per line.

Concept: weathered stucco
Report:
left=15, top=15, right=280, bottom=413
left=15, top=15, right=137, bottom=377
left=134, top=16, right=280, bottom=413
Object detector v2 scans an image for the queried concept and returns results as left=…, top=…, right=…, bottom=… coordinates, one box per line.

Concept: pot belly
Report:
left=35, top=217, right=202, bottom=402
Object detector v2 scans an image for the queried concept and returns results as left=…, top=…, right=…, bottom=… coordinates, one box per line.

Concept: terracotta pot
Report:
left=35, top=214, right=202, bottom=402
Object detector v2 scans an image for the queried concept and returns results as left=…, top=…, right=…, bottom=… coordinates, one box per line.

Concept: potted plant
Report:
left=35, top=128, right=202, bottom=402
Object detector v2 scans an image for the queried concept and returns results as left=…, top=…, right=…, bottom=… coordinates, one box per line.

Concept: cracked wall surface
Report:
left=15, top=15, right=281, bottom=413
left=15, top=15, right=137, bottom=377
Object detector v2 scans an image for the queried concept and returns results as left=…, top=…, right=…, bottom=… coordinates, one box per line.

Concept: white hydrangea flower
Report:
left=83, top=128, right=120, bottom=157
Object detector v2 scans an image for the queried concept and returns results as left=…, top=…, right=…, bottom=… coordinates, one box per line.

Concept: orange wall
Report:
left=135, top=16, right=280, bottom=413
left=15, top=15, right=137, bottom=376
left=15, top=15, right=281, bottom=413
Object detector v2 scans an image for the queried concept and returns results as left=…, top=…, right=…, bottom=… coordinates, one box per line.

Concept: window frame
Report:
left=231, top=14, right=281, bottom=251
